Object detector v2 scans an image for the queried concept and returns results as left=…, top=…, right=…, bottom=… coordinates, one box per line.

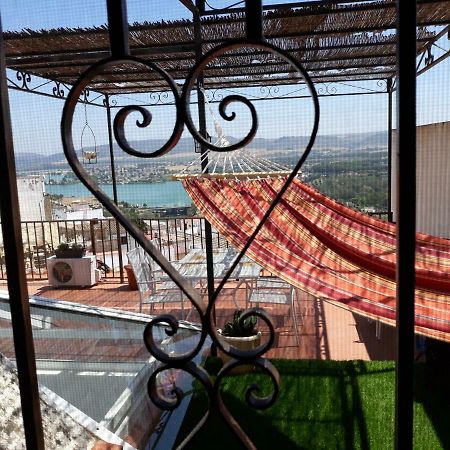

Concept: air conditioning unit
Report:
left=47, top=256, right=97, bottom=287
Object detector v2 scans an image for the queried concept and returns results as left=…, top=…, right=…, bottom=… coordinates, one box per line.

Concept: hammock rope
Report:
left=174, top=87, right=292, bottom=180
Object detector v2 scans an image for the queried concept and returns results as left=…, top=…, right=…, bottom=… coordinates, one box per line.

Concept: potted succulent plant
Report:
left=218, top=309, right=261, bottom=373
left=54, top=241, right=86, bottom=258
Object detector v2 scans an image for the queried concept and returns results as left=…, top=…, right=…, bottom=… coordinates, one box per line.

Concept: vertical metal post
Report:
left=105, top=95, right=119, bottom=206
left=196, top=0, right=205, bottom=14
left=246, top=0, right=263, bottom=41
left=106, top=0, right=130, bottom=58
left=0, top=14, right=44, bottom=450
left=194, top=0, right=215, bottom=313
left=387, top=78, right=393, bottom=222
left=395, top=1, right=416, bottom=449
left=105, top=0, right=134, bottom=284
left=89, top=219, right=98, bottom=255
left=105, top=96, right=124, bottom=283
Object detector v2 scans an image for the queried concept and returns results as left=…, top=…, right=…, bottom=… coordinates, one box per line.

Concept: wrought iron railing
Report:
left=0, top=210, right=390, bottom=281
left=0, top=216, right=229, bottom=281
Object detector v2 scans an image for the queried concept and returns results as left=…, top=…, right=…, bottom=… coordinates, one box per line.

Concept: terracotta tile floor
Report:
left=1, top=279, right=396, bottom=361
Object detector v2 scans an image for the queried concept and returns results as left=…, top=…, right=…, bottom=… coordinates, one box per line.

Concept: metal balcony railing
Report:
left=0, top=211, right=389, bottom=281
left=0, top=217, right=230, bottom=281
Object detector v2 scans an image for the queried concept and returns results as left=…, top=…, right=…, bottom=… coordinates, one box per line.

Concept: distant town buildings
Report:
left=51, top=198, right=104, bottom=221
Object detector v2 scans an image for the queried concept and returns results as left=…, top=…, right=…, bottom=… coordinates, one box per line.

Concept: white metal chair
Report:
left=127, top=247, right=186, bottom=316
left=247, top=277, right=301, bottom=345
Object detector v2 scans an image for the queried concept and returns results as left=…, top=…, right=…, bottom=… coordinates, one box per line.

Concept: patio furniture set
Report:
left=126, top=246, right=302, bottom=343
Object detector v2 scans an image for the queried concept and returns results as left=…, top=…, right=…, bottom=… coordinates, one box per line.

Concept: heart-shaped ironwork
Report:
left=61, top=40, right=319, bottom=449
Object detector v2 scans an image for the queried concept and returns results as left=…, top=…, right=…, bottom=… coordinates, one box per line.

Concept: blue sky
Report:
left=1, top=0, right=189, bottom=31
left=2, top=1, right=450, bottom=155
left=2, top=0, right=306, bottom=31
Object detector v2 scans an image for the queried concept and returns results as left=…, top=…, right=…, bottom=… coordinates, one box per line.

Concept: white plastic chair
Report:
left=248, top=277, right=301, bottom=345
left=127, top=247, right=186, bottom=316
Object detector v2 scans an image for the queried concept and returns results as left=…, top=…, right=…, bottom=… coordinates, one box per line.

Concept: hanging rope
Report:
left=80, top=103, right=98, bottom=164
left=200, top=86, right=231, bottom=149
left=174, top=87, right=292, bottom=180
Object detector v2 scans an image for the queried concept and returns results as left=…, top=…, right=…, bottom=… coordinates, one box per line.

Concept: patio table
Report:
left=171, top=261, right=225, bottom=280
left=171, top=248, right=262, bottom=308
left=176, top=248, right=261, bottom=278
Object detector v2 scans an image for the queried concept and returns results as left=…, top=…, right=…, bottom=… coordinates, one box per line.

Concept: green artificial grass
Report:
left=175, top=359, right=450, bottom=449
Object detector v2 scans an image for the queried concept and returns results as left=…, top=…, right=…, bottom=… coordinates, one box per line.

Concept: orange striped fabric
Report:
left=183, top=177, right=450, bottom=342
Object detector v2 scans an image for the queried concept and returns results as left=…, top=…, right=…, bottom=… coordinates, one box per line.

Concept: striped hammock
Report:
left=183, top=177, right=450, bottom=342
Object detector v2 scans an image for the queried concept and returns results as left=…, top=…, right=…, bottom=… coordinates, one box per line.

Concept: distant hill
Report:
left=15, top=131, right=388, bottom=172
left=248, top=131, right=386, bottom=152
left=15, top=152, right=61, bottom=172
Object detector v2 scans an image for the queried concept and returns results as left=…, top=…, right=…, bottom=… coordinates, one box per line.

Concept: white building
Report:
left=52, top=199, right=104, bottom=221
left=392, top=121, right=450, bottom=239
left=17, top=175, right=46, bottom=221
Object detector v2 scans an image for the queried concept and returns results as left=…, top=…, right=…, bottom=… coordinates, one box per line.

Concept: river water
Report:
left=45, top=180, right=192, bottom=207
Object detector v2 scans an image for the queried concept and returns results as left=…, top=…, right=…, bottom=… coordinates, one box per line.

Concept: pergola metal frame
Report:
left=4, top=0, right=450, bottom=94
left=3, top=1, right=450, bottom=225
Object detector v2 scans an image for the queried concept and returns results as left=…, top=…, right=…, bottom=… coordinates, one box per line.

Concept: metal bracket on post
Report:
left=180, top=0, right=200, bottom=14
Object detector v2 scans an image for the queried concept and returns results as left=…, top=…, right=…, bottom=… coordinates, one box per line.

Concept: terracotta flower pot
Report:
left=124, top=264, right=138, bottom=290
left=218, top=331, right=262, bottom=375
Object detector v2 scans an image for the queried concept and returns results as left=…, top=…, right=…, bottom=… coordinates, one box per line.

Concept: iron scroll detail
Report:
left=61, top=40, right=319, bottom=450
left=16, top=70, right=31, bottom=90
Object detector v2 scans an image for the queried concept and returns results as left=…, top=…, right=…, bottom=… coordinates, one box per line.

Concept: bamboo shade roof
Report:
left=3, top=0, right=450, bottom=93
